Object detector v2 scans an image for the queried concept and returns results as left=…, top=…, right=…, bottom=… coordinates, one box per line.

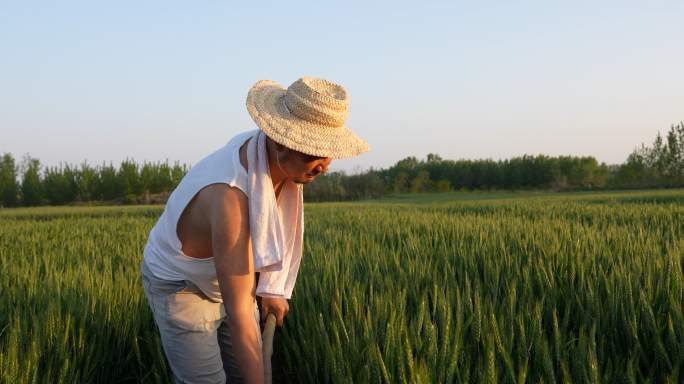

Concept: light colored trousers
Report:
left=141, top=260, right=260, bottom=384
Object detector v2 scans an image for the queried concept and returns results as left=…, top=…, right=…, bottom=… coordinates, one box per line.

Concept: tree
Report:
left=410, top=170, right=432, bottom=193
left=436, top=180, right=452, bottom=192
left=97, top=162, right=120, bottom=201
left=43, top=164, right=78, bottom=205
left=426, top=153, right=442, bottom=163
left=661, top=123, right=684, bottom=184
left=0, top=153, right=19, bottom=207
left=616, top=150, right=647, bottom=185
left=649, top=131, right=666, bottom=182
left=118, top=158, right=142, bottom=198
left=393, top=172, right=410, bottom=194
left=76, top=162, right=97, bottom=202
left=622, top=122, right=684, bottom=186
left=171, top=161, right=189, bottom=189
left=20, top=154, right=43, bottom=206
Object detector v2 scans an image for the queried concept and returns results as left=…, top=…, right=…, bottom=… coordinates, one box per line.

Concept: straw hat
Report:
left=246, top=77, right=370, bottom=159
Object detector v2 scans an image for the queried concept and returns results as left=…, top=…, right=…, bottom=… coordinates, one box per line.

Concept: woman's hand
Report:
left=260, top=297, right=289, bottom=326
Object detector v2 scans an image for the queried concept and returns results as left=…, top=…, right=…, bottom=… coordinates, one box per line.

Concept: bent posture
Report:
left=141, top=77, right=369, bottom=383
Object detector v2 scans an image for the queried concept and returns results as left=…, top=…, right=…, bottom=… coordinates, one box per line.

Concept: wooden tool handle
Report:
left=262, top=312, right=277, bottom=384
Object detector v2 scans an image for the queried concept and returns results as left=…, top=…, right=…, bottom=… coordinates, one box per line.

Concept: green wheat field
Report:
left=1, top=190, right=684, bottom=383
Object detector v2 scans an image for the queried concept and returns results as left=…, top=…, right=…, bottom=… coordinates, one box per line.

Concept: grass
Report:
left=378, top=188, right=684, bottom=204
left=2, top=189, right=684, bottom=383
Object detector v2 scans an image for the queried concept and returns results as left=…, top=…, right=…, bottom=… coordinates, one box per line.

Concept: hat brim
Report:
left=246, top=80, right=370, bottom=159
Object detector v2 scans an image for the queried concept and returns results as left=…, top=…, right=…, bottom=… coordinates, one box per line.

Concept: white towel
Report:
left=247, top=130, right=304, bottom=299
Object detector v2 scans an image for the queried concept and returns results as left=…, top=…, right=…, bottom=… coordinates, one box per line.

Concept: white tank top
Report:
left=143, top=130, right=257, bottom=302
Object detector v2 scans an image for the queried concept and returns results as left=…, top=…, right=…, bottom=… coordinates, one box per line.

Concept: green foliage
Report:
left=0, top=156, right=190, bottom=207
left=97, top=162, right=121, bottom=201
left=616, top=150, right=648, bottom=185
left=43, top=164, right=78, bottom=205
left=304, top=121, right=681, bottom=200
left=117, top=158, right=143, bottom=198
left=76, top=162, right=97, bottom=202
left=392, top=172, right=410, bottom=194
left=3, top=121, right=682, bottom=206
left=140, top=161, right=176, bottom=195
left=0, top=153, right=19, bottom=207
left=282, top=189, right=684, bottom=383
left=1, top=190, right=684, bottom=382
left=303, top=169, right=385, bottom=202
left=170, top=161, right=188, bottom=188
left=0, top=206, right=170, bottom=383
left=379, top=153, right=609, bottom=194
left=20, top=155, right=43, bottom=207
left=615, top=122, right=684, bottom=186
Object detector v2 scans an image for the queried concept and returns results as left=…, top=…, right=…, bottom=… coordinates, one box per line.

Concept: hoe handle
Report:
left=262, top=312, right=277, bottom=384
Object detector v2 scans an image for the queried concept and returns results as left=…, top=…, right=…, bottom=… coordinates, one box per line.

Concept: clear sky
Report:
left=2, top=1, right=683, bottom=173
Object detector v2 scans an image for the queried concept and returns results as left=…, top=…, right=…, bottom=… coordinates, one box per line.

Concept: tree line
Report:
left=304, top=154, right=607, bottom=202
left=305, top=122, right=684, bottom=201
left=1, top=122, right=682, bottom=207
left=0, top=156, right=188, bottom=207
left=614, top=122, right=684, bottom=185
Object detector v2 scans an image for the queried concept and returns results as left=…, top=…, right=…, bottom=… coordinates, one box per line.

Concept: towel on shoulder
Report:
left=247, top=130, right=303, bottom=299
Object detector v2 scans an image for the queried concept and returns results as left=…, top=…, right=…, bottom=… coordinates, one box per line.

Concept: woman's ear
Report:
left=273, top=141, right=285, bottom=153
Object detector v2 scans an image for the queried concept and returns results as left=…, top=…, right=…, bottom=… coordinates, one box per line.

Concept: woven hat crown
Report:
left=284, top=78, right=349, bottom=128
left=246, top=77, right=369, bottom=159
